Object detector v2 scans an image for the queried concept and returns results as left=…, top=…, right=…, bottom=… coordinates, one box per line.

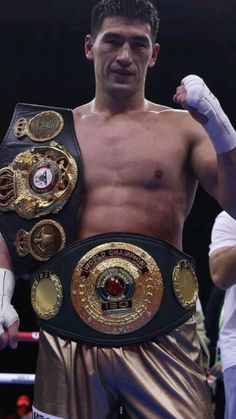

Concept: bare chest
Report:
left=74, top=116, right=189, bottom=189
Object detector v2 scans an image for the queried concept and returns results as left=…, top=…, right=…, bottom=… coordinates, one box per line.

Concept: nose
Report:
left=116, top=43, right=132, bottom=66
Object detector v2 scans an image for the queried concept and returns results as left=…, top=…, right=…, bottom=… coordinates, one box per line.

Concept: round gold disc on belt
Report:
left=172, top=260, right=199, bottom=309
left=71, top=242, right=163, bottom=335
left=31, top=271, right=63, bottom=319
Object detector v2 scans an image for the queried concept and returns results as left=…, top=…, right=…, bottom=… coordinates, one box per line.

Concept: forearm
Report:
left=175, top=75, right=236, bottom=214
left=0, top=233, right=13, bottom=271
left=0, top=234, right=19, bottom=349
left=217, top=150, right=236, bottom=218
left=209, top=247, right=236, bottom=288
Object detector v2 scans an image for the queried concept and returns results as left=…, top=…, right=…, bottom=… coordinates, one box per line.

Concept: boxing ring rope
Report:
left=18, top=331, right=39, bottom=342
left=0, top=331, right=38, bottom=384
left=0, top=373, right=35, bottom=384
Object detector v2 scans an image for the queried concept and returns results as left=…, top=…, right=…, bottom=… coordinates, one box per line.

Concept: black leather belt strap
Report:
left=31, top=232, right=198, bottom=346
left=0, top=103, right=83, bottom=275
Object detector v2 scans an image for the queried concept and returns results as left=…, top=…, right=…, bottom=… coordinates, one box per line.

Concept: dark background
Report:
left=0, top=0, right=235, bottom=416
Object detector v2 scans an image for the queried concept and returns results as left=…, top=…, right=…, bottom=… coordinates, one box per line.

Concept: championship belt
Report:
left=31, top=233, right=198, bottom=346
left=0, top=103, right=83, bottom=275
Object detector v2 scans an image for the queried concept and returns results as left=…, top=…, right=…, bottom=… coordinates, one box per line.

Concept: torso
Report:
left=73, top=101, right=198, bottom=250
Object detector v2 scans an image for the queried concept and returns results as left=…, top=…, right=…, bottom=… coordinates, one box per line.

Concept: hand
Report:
left=209, top=361, right=222, bottom=379
left=173, top=74, right=236, bottom=154
left=0, top=318, right=19, bottom=350
left=0, top=268, right=19, bottom=349
left=173, top=76, right=209, bottom=124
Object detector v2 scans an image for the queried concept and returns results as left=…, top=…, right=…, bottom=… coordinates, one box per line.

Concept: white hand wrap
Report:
left=182, top=74, right=236, bottom=154
left=0, top=268, right=19, bottom=336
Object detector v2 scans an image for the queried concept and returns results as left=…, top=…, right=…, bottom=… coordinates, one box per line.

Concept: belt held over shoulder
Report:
left=30, top=232, right=199, bottom=346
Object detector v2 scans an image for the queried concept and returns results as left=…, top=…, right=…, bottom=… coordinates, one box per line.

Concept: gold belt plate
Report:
left=15, top=219, right=66, bottom=261
left=0, top=142, right=78, bottom=218
left=13, top=111, right=64, bottom=142
left=172, top=260, right=199, bottom=309
left=31, top=271, right=63, bottom=320
left=71, top=242, right=163, bottom=335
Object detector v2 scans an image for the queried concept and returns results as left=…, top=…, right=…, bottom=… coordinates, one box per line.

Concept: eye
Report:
left=132, top=42, right=147, bottom=49
left=105, top=38, right=121, bottom=47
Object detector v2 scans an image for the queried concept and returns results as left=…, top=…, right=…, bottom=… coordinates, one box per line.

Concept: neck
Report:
left=92, top=86, right=147, bottom=114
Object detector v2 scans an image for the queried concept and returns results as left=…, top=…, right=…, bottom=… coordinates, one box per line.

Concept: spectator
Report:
left=5, top=395, right=32, bottom=419
left=209, top=211, right=236, bottom=419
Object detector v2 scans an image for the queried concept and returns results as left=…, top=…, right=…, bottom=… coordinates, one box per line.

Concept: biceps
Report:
left=190, top=138, right=219, bottom=199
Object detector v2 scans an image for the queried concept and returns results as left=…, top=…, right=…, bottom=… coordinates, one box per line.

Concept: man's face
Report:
left=85, top=17, right=160, bottom=96
left=17, top=405, right=29, bottom=415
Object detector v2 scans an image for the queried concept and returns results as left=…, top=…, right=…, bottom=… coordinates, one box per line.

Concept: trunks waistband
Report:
left=30, top=232, right=199, bottom=346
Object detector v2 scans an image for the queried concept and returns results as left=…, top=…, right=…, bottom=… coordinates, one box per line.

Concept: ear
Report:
left=85, top=34, right=94, bottom=61
left=148, top=43, right=160, bottom=68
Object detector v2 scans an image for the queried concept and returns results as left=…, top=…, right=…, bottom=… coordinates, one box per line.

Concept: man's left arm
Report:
left=174, top=75, right=236, bottom=218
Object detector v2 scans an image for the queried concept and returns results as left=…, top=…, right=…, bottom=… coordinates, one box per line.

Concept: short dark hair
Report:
left=91, top=0, right=160, bottom=42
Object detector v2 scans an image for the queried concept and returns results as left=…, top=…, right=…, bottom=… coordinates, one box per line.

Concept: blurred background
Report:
left=0, top=0, right=236, bottom=416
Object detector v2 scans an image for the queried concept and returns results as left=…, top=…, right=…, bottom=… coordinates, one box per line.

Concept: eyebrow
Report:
left=102, top=32, right=150, bottom=44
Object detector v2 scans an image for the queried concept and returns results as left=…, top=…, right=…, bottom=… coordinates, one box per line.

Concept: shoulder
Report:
left=214, top=211, right=236, bottom=229
left=146, top=101, right=201, bottom=128
left=209, top=211, right=236, bottom=253
left=147, top=102, right=208, bottom=146
left=147, top=100, right=186, bottom=116
left=73, top=102, right=93, bottom=120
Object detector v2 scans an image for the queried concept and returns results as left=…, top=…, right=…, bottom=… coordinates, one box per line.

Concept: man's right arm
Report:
left=209, top=211, right=236, bottom=289
left=0, top=233, right=19, bottom=350
left=210, top=247, right=236, bottom=289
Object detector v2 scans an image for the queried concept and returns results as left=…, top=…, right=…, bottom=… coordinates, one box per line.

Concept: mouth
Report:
left=111, top=68, right=133, bottom=76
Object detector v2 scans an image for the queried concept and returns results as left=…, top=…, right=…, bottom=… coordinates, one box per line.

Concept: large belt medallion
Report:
left=15, top=220, right=66, bottom=261
left=0, top=142, right=78, bottom=218
left=71, top=242, right=163, bottom=335
left=13, top=111, right=64, bottom=142
left=172, top=260, right=199, bottom=309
